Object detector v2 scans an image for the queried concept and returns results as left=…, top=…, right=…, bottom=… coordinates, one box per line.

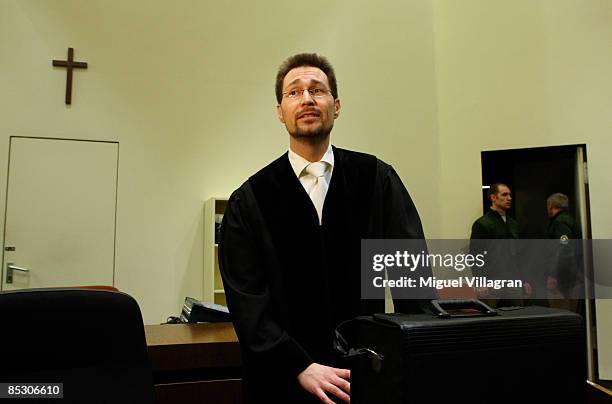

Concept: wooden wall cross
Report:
left=52, top=47, right=88, bottom=105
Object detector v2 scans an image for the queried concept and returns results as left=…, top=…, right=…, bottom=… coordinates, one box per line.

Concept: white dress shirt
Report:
left=288, top=144, right=334, bottom=224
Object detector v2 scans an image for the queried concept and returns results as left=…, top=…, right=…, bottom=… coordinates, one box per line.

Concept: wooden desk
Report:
left=145, top=323, right=244, bottom=404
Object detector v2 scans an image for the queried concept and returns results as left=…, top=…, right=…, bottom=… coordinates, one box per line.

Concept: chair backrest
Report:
left=70, top=285, right=120, bottom=291
left=0, top=288, right=154, bottom=404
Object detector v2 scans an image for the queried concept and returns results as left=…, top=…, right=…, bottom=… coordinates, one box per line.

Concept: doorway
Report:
left=480, top=144, right=598, bottom=381
left=480, top=144, right=591, bottom=239
left=1, top=137, right=119, bottom=290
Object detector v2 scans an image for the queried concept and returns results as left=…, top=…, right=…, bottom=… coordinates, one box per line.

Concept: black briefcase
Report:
left=336, top=300, right=585, bottom=404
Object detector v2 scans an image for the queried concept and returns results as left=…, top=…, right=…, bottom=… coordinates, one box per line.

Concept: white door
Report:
left=1, top=137, right=118, bottom=290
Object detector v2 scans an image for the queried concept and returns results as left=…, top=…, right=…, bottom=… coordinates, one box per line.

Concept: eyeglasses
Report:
left=282, top=86, right=331, bottom=100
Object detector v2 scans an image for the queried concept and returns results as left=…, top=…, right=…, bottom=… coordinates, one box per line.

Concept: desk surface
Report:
left=146, top=322, right=238, bottom=346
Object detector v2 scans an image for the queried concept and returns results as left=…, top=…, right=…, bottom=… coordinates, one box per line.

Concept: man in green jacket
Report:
left=546, top=193, right=583, bottom=299
left=471, top=183, right=519, bottom=239
left=470, top=183, right=531, bottom=305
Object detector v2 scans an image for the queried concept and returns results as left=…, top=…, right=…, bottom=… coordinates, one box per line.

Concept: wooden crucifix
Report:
left=52, top=47, right=88, bottom=105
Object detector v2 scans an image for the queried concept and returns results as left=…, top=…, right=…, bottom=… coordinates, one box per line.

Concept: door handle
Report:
left=6, top=263, right=31, bottom=284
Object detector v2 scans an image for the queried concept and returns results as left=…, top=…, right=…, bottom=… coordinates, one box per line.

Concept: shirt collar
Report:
left=288, top=143, right=334, bottom=178
left=490, top=207, right=507, bottom=221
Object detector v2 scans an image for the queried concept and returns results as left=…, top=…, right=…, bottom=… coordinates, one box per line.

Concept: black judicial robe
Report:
left=219, top=147, right=426, bottom=403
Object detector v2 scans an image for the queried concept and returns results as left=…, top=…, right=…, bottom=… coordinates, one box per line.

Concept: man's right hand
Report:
left=297, top=363, right=351, bottom=403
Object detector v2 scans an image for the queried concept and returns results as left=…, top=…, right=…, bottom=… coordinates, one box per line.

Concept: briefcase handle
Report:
left=429, top=299, right=497, bottom=318
left=334, top=318, right=385, bottom=374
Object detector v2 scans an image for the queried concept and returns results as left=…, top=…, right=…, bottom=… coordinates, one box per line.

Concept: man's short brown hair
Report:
left=275, top=53, right=338, bottom=104
left=487, top=183, right=509, bottom=203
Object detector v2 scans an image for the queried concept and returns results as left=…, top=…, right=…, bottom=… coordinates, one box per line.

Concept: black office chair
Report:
left=0, top=288, right=155, bottom=403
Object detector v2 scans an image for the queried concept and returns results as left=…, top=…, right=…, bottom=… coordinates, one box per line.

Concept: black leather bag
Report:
left=335, top=300, right=585, bottom=404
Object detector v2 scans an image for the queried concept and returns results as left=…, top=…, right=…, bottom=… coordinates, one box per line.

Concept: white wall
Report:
left=432, top=0, right=612, bottom=379
left=0, top=0, right=440, bottom=323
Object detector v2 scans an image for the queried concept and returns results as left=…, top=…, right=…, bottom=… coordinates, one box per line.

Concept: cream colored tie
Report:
left=305, top=161, right=329, bottom=224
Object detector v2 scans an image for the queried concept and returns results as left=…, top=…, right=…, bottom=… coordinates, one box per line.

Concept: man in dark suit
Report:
left=219, top=53, right=427, bottom=403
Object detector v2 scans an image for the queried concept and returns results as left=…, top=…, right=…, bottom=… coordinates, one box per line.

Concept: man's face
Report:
left=547, top=202, right=555, bottom=217
left=276, top=66, right=340, bottom=140
left=491, top=185, right=512, bottom=212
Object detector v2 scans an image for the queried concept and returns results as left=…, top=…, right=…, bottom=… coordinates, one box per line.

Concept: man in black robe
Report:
left=219, top=53, right=426, bottom=403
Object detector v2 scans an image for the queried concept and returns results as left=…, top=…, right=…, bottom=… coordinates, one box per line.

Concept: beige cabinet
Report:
left=203, top=197, right=228, bottom=305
